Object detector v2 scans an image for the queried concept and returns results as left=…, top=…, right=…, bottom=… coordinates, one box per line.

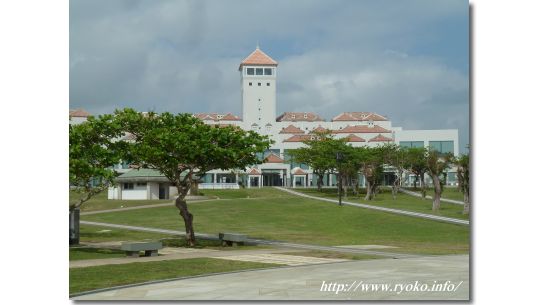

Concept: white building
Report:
left=194, top=47, right=459, bottom=189
left=88, top=46, right=459, bottom=199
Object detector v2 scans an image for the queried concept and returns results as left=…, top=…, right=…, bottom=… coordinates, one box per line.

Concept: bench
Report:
left=219, top=232, right=247, bottom=247
left=121, top=241, right=163, bottom=257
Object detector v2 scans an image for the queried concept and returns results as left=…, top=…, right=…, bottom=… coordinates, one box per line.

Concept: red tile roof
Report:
left=292, top=167, right=307, bottom=175
left=283, top=135, right=318, bottom=142
left=279, top=125, right=304, bottom=134
left=310, top=125, right=330, bottom=134
left=248, top=168, right=261, bottom=175
left=239, top=47, right=278, bottom=69
left=193, top=113, right=241, bottom=121
left=369, top=134, right=393, bottom=142
left=69, top=109, right=90, bottom=117
left=276, top=112, right=325, bottom=122
left=264, top=153, right=284, bottom=163
left=332, top=112, right=388, bottom=122
left=345, top=134, right=366, bottom=142
left=332, top=125, right=391, bottom=134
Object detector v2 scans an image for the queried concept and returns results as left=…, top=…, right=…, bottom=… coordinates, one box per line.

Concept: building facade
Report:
left=72, top=46, right=460, bottom=198
left=194, top=47, right=459, bottom=189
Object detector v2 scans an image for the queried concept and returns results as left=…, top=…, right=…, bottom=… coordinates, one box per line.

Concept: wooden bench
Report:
left=121, top=241, right=163, bottom=257
left=219, top=233, right=247, bottom=247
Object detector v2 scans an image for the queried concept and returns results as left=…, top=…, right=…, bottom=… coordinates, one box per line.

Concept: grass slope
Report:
left=82, top=188, right=469, bottom=255
left=70, top=191, right=171, bottom=212
left=70, top=258, right=278, bottom=294
left=295, top=188, right=469, bottom=220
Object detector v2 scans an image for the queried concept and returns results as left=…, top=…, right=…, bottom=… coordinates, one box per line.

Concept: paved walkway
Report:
left=70, top=247, right=339, bottom=268
left=73, top=254, right=469, bottom=300
left=81, top=221, right=415, bottom=259
left=399, top=188, right=465, bottom=205
left=275, top=187, right=469, bottom=226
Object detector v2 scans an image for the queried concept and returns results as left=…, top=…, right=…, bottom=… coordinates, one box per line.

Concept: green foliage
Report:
left=113, top=108, right=273, bottom=193
left=69, top=115, right=126, bottom=209
left=288, top=132, right=348, bottom=189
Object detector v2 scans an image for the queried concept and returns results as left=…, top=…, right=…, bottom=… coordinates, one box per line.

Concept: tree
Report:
left=405, top=147, right=428, bottom=199
left=455, top=154, right=470, bottom=214
left=114, top=109, right=272, bottom=246
left=382, top=144, right=409, bottom=200
left=69, top=114, right=125, bottom=244
left=425, top=149, right=454, bottom=212
left=359, top=146, right=384, bottom=201
left=289, top=132, right=339, bottom=192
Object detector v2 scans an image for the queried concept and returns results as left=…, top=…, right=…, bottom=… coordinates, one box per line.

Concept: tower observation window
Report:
left=264, top=68, right=272, bottom=75
left=256, top=68, right=263, bottom=75
left=247, top=68, right=254, bottom=75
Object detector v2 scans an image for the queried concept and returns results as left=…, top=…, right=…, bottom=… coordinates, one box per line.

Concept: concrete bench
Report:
left=121, top=241, right=163, bottom=257
left=219, top=232, right=247, bottom=247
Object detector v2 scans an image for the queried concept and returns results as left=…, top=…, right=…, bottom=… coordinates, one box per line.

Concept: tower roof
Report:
left=239, top=47, right=278, bottom=70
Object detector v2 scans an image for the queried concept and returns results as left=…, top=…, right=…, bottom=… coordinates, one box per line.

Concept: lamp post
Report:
left=336, top=152, right=344, bottom=206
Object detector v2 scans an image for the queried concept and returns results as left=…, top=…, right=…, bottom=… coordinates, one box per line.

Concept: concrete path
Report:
left=73, top=254, right=469, bottom=300
left=275, top=187, right=469, bottom=226
left=70, top=247, right=324, bottom=268
left=399, top=188, right=465, bottom=205
left=81, top=221, right=416, bottom=259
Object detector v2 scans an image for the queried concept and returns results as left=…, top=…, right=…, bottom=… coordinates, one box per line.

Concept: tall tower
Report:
left=239, top=46, right=278, bottom=133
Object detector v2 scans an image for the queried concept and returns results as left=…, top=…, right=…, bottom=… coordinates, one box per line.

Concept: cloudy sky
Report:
left=70, top=0, right=469, bottom=152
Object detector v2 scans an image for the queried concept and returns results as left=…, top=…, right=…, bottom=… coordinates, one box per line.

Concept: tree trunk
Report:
left=391, top=175, right=400, bottom=200
left=420, top=173, right=426, bottom=199
left=432, top=175, right=442, bottom=212
left=463, top=187, right=470, bottom=215
left=343, top=175, right=348, bottom=198
left=175, top=196, right=195, bottom=246
left=413, top=175, right=418, bottom=190
left=364, top=179, right=373, bottom=200
left=316, top=173, right=324, bottom=192
left=69, top=208, right=80, bottom=245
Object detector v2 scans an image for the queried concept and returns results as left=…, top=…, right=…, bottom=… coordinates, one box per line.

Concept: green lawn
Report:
left=294, top=188, right=469, bottom=220
left=70, top=191, right=171, bottom=212
left=70, top=258, right=278, bottom=295
left=402, top=187, right=464, bottom=201
left=70, top=247, right=125, bottom=261
left=199, top=187, right=295, bottom=199
left=82, top=188, right=469, bottom=255
left=79, top=225, right=176, bottom=243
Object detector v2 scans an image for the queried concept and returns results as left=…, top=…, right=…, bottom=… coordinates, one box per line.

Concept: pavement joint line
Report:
left=274, top=187, right=469, bottom=226
left=80, top=221, right=416, bottom=259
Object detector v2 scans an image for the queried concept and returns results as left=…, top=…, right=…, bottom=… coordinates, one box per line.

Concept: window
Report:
left=264, top=68, right=272, bottom=75
left=258, top=82, right=261, bottom=86
left=123, top=183, right=134, bottom=190
left=249, top=82, right=252, bottom=86
left=266, top=82, right=270, bottom=86
left=429, top=141, right=454, bottom=155
left=256, top=68, right=263, bottom=75
left=291, top=114, right=296, bottom=119
left=400, top=141, right=424, bottom=148
left=303, top=113, right=308, bottom=119
left=137, top=182, right=146, bottom=186
left=246, top=68, right=254, bottom=75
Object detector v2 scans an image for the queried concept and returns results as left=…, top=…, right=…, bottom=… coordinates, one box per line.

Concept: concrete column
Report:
left=292, top=176, right=296, bottom=188
left=213, top=173, right=217, bottom=184
left=146, top=182, right=151, bottom=200
left=247, top=176, right=251, bottom=188
left=329, top=174, right=333, bottom=186
left=235, top=173, right=239, bottom=184
left=118, top=184, right=122, bottom=200
left=259, top=175, right=262, bottom=188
